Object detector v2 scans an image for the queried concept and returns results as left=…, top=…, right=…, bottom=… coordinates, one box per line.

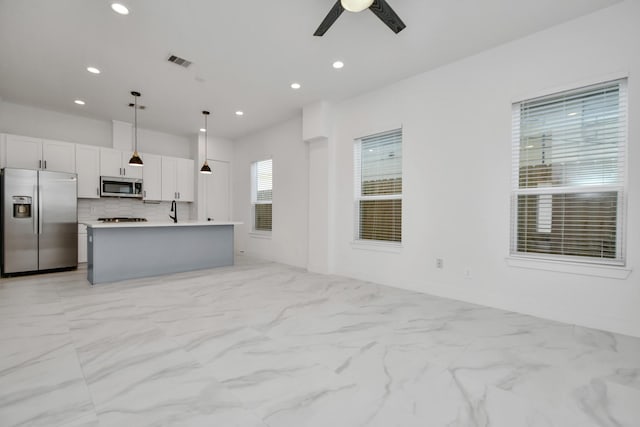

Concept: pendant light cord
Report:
left=134, top=94, right=138, bottom=152
left=204, top=112, right=208, bottom=160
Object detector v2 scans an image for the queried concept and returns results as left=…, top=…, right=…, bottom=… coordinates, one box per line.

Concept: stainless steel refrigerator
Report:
left=1, top=168, right=77, bottom=276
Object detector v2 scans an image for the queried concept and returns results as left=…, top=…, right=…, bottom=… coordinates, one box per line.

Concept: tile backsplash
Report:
left=78, top=198, right=194, bottom=222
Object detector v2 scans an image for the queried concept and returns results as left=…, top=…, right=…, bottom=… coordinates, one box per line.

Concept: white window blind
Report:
left=252, top=159, right=272, bottom=231
left=354, top=128, right=402, bottom=243
left=511, top=79, right=627, bottom=264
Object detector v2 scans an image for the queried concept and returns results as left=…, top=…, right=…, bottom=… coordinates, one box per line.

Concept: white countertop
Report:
left=82, top=220, right=242, bottom=229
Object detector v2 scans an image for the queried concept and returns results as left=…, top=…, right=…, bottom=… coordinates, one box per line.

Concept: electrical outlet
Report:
left=90, top=206, right=97, bottom=214
left=436, top=258, right=443, bottom=269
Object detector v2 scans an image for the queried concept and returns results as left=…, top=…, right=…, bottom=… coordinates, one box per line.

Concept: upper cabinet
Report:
left=161, top=156, right=194, bottom=202
left=99, top=148, right=143, bottom=179
left=3, top=134, right=76, bottom=173
left=141, top=153, right=162, bottom=201
left=176, top=158, right=195, bottom=202
left=2, top=133, right=198, bottom=204
left=76, top=145, right=100, bottom=198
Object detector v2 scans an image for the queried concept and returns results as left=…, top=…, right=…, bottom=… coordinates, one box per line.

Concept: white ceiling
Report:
left=0, top=0, right=620, bottom=140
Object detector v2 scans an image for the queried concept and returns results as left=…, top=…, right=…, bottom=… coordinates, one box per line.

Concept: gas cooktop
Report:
left=97, top=217, right=148, bottom=223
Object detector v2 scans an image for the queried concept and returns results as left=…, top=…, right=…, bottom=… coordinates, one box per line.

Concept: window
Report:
left=354, top=128, right=402, bottom=243
left=511, top=80, right=627, bottom=265
left=252, top=159, right=272, bottom=232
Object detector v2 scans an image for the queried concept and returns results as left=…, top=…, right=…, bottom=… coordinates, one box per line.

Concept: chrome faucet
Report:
left=169, top=200, right=177, bottom=223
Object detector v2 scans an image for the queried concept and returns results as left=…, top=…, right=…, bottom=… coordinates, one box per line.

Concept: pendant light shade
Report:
left=200, top=110, right=213, bottom=175
left=128, top=151, right=143, bottom=166
left=341, top=0, right=374, bottom=12
left=128, top=91, right=143, bottom=167
left=200, top=162, right=212, bottom=174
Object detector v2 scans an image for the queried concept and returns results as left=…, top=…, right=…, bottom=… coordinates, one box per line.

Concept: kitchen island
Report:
left=84, top=221, right=240, bottom=285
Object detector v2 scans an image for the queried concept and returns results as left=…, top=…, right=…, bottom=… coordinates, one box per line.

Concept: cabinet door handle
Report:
left=97, top=187, right=100, bottom=196
left=143, top=190, right=146, bottom=198
left=123, top=168, right=126, bottom=176
left=44, top=160, right=47, bottom=169
left=39, top=160, right=42, bottom=169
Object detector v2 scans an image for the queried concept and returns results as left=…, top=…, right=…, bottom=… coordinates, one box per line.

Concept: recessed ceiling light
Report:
left=235, top=111, right=244, bottom=116
left=111, top=3, right=129, bottom=15
left=333, top=61, right=344, bottom=69
left=200, top=128, right=206, bottom=132
left=86, top=66, right=101, bottom=74
left=290, top=82, right=301, bottom=90
left=74, top=99, right=85, bottom=105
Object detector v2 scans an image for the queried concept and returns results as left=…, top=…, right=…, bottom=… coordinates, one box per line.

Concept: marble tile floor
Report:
left=1, top=258, right=639, bottom=427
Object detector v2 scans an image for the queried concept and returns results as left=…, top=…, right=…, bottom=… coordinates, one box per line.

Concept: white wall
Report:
left=233, top=1, right=640, bottom=337
left=232, top=116, right=309, bottom=268
left=0, top=100, right=192, bottom=158
left=328, top=1, right=639, bottom=337
left=138, top=128, right=191, bottom=159
left=0, top=100, right=112, bottom=147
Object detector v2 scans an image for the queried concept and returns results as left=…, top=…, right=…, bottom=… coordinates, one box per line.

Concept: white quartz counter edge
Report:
left=82, top=221, right=242, bottom=229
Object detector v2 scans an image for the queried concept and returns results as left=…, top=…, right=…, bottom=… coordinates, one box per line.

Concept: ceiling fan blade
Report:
left=369, top=0, right=406, bottom=34
left=314, top=0, right=345, bottom=36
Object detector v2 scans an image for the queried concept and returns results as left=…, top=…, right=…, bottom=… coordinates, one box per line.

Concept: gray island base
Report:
left=86, top=222, right=236, bottom=285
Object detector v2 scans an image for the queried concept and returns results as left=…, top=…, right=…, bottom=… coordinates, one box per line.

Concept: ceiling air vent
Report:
left=168, top=54, right=192, bottom=68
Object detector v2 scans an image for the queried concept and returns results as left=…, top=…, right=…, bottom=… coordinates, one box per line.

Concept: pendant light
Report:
left=128, top=91, right=143, bottom=167
left=200, top=110, right=212, bottom=174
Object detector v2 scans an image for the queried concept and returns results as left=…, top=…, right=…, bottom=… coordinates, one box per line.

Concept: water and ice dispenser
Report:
left=12, top=196, right=32, bottom=218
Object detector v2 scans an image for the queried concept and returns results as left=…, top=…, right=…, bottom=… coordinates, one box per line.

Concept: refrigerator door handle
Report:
left=38, top=185, right=43, bottom=234
left=33, top=186, right=39, bottom=235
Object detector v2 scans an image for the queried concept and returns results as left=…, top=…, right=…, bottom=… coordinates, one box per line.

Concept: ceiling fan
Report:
left=314, top=0, right=406, bottom=36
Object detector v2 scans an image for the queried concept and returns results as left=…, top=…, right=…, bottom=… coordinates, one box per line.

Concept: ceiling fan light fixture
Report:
left=314, top=0, right=405, bottom=36
left=110, top=3, right=129, bottom=15
left=341, top=0, right=374, bottom=12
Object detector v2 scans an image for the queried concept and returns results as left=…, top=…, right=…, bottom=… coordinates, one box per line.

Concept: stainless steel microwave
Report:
left=100, top=176, right=143, bottom=198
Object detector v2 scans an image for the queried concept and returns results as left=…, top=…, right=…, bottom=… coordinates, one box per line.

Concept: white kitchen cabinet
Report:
left=100, top=148, right=143, bottom=179
left=78, top=224, right=88, bottom=263
left=161, top=157, right=177, bottom=201
left=142, top=153, right=162, bottom=201
left=42, top=139, right=76, bottom=172
left=176, top=157, right=194, bottom=202
left=3, top=134, right=75, bottom=173
left=4, top=135, right=40, bottom=169
left=161, top=156, right=194, bottom=202
left=76, top=145, right=101, bottom=198
left=0, top=134, right=5, bottom=168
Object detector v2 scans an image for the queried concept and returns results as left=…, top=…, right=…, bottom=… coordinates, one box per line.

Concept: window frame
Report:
left=509, top=79, right=627, bottom=267
left=251, top=158, right=272, bottom=233
left=353, top=128, right=403, bottom=245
